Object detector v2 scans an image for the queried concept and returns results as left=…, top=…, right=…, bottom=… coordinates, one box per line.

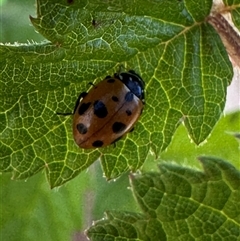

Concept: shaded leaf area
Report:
left=87, top=157, right=240, bottom=241
left=223, top=1, right=240, bottom=29
left=0, top=0, right=233, bottom=187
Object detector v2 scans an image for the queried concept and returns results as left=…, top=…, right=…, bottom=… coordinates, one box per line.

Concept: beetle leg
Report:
left=56, top=91, right=88, bottom=116
left=73, top=92, right=88, bottom=114
left=88, top=82, right=96, bottom=87
left=111, top=136, right=123, bottom=147
left=129, top=127, right=134, bottom=133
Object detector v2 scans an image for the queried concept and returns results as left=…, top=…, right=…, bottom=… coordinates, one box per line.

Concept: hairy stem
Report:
left=208, top=13, right=240, bottom=68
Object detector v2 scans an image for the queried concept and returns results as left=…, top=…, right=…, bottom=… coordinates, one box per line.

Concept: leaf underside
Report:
left=0, top=0, right=234, bottom=187
left=87, top=157, right=240, bottom=241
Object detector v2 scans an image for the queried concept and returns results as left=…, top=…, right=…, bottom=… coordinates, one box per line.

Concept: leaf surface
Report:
left=87, top=157, right=240, bottom=241
left=0, top=0, right=233, bottom=187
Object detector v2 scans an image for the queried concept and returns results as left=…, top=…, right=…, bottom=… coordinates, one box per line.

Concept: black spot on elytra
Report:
left=77, top=123, right=88, bottom=134
left=125, top=92, right=134, bottom=102
left=78, top=102, right=91, bottom=115
left=92, top=140, right=104, bottom=147
left=112, top=122, right=126, bottom=134
left=94, top=100, right=108, bottom=118
left=107, top=78, right=115, bottom=83
left=126, top=109, right=132, bottom=116
left=112, top=96, right=119, bottom=102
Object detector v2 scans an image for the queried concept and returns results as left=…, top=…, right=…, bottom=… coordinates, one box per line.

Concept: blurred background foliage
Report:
left=0, top=0, right=45, bottom=43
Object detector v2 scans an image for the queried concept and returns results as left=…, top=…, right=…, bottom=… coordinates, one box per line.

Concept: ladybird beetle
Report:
left=60, top=70, right=145, bottom=149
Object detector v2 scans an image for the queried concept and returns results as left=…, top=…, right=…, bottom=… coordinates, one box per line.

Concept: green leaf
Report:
left=87, top=157, right=240, bottom=241
left=158, top=111, right=240, bottom=170
left=1, top=112, right=239, bottom=241
left=223, top=1, right=240, bottom=30
left=0, top=0, right=233, bottom=187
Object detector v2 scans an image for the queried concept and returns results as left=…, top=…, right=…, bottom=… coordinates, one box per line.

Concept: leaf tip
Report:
left=29, top=15, right=40, bottom=27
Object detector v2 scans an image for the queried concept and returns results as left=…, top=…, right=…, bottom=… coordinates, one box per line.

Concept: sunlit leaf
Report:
left=0, top=0, right=233, bottom=187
